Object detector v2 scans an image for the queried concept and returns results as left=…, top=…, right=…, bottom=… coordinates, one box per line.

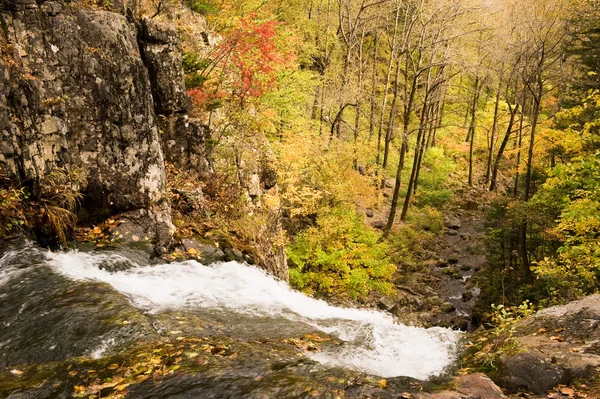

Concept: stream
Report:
left=0, top=241, right=461, bottom=398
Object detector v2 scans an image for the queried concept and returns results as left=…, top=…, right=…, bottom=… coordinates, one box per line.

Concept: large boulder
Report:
left=495, top=295, right=600, bottom=394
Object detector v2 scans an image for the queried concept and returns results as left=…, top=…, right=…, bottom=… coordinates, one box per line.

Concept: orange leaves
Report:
left=187, top=13, right=295, bottom=113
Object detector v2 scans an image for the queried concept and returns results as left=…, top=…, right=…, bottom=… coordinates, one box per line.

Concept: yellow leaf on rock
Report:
left=378, top=379, right=387, bottom=388
left=187, top=248, right=199, bottom=255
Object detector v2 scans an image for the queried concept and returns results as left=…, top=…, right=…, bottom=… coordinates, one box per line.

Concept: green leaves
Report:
left=287, top=206, right=396, bottom=300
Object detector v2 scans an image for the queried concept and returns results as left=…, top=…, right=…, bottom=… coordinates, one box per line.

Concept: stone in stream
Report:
left=377, top=296, right=397, bottom=311
left=445, top=217, right=461, bottom=230
left=181, top=238, right=225, bottom=264
left=447, top=229, right=459, bottom=236
left=440, top=302, right=456, bottom=313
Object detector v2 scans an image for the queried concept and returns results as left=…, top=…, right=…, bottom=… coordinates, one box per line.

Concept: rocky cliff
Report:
left=0, top=0, right=287, bottom=278
left=0, top=0, right=179, bottom=249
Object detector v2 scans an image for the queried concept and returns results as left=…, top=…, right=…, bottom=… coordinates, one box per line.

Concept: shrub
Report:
left=287, top=206, right=396, bottom=300
left=187, top=0, right=218, bottom=15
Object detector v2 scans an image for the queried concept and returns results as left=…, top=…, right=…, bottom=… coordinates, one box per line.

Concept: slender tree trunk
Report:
left=485, top=77, right=503, bottom=184
left=401, top=99, right=429, bottom=221
left=413, top=106, right=430, bottom=194
left=336, top=51, right=351, bottom=138
left=489, top=102, right=518, bottom=192
left=382, top=137, right=408, bottom=237
left=382, top=57, right=402, bottom=171
left=369, top=34, right=378, bottom=140
left=383, top=73, right=419, bottom=236
left=514, top=91, right=526, bottom=198
left=468, top=76, right=481, bottom=186
left=311, top=86, right=320, bottom=120
left=376, top=6, right=401, bottom=165
left=431, top=98, right=445, bottom=148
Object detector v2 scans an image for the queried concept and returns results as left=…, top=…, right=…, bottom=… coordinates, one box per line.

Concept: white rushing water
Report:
left=46, top=251, right=460, bottom=380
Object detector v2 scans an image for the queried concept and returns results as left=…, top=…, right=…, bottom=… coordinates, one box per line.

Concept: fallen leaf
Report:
left=92, top=227, right=102, bottom=234
left=187, top=248, right=199, bottom=255
left=550, top=335, right=565, bottom=342
left=68, top=370, right=78, bottom=376
left=401, top=393, right=412, bottom=399
left=378, top=379, right=387, bottom=388
left=559, top=386, right=575, bottom=397
left=569, top=347, right=581, bottom=353
left=10, top=369, right=23, bottom=376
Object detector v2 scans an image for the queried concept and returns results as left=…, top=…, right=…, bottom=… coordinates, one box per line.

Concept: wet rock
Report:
left=181, top=238, right=225, bottom=264
left=497, top=350, right=568, bottom=394
left=243, top=252, right=256, bottom=265
left=377, top=296, right=397, bottom=311
left=447, top=229, right=459, bottom=236
left=445, top=217, right=461, bottom=229
left=462, top=291, right=474, bottom=301
left=450, top=316, right=469, bottom=331
left=366, top=208, right=374, bottom=217
left=111, top=208, right=176, bottom=255
left=440, top=302, right=456, bottom=313
left=447, top=256, right=459, bottom=264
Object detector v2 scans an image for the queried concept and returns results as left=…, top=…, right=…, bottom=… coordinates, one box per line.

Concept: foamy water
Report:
left=41, top=251, right=460, bottom=379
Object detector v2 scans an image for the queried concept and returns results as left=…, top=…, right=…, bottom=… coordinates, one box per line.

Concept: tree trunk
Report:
left=468, top=76, right=481, bottom=186
left=369, top=33, right=378, bottom=140
left=382, top=72, right=419, bottom=236
left=485, top=77, right=503, bottom=184
left=489, top=102, right=518, bottom=192
left=514, top=91, right=526, bottom=198
left=381, top=57, right=402, bottom=171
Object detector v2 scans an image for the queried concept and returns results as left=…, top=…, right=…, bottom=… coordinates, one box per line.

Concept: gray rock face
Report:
left=159, top=114, right=211, bottom=174
left=495, top=294, right=600, bottom=394
left=0, top=1, right=177, bottom=247
left=140, top=18, right=189, bottom=115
